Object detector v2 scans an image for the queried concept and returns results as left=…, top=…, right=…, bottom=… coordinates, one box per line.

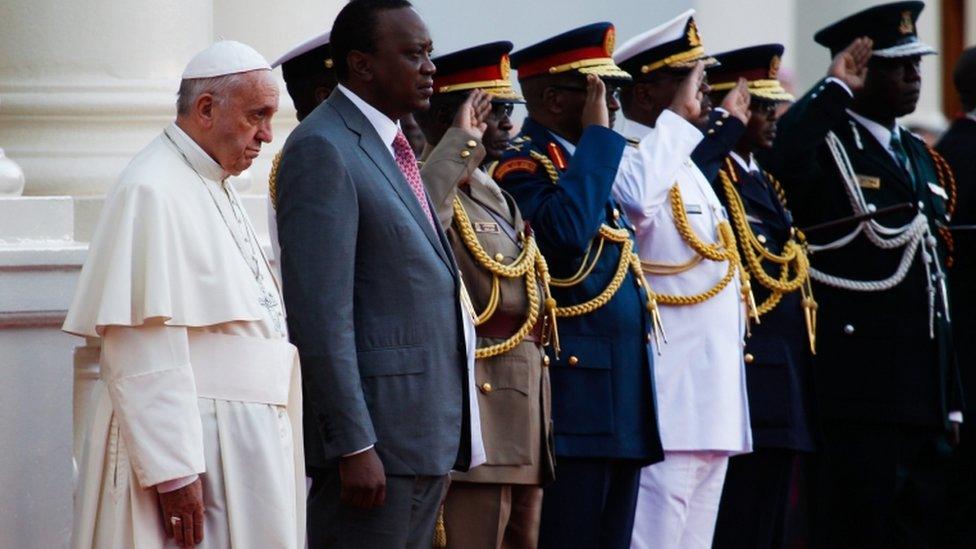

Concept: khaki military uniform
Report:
left=422, top=128, right=555, bottom=548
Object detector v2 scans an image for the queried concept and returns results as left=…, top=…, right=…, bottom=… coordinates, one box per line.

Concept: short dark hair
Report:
left=330, top=0, right=413, bottom=81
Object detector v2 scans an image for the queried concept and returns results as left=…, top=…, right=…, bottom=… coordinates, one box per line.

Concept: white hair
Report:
left=175, top=72, right=253, bottom=116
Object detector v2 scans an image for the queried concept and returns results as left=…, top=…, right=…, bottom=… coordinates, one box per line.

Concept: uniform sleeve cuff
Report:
left=824, top=77, right=854, bottom=98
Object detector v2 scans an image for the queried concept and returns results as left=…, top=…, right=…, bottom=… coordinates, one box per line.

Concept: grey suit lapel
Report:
left=329, top=91, right=453, bottom=270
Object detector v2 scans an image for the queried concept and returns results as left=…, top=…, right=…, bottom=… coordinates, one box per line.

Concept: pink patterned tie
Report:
left=392, top=130, right=436, bottom=229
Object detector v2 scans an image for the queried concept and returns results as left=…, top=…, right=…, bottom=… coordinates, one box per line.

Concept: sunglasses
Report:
left=550, top=84, right=622, bottom=102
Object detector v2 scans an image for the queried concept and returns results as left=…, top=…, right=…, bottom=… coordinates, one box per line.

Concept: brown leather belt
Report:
left=477, top=312, right=543, bottom=343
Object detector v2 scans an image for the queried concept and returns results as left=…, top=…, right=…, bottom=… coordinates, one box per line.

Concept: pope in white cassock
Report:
left=63, top=41, right=304, bottom=548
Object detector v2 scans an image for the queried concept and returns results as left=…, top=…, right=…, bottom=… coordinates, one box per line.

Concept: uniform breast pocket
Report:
left=478, top=355, right=534, bottom=465
left=549, top=336, right=615, bottom=435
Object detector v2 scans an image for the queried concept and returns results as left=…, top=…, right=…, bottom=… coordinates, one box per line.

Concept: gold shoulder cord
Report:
left=638, top=182, right=761, bottom=343
left=525, top=148, right=668, bottom=346
left=927, top=146, right=958, bottom=268
left=719, top=158, right=818, bottom=353
left=453, top=197, right=560, bottom=359
left=268, top=150, right=283, bottom=210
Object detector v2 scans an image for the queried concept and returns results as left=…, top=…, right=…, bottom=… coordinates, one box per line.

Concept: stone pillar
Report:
left=0, top=0, right=214, bottom=197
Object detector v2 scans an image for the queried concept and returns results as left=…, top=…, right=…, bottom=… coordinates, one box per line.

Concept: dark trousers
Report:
left=712, top=448, right=797, bottom=549
left=307, top=464, right=448, bottom=549
left=943, top=421, right=976, bottom=548
left=814, top=420, right=951, bottom=549
left=538, top=457, right=642, bottom=549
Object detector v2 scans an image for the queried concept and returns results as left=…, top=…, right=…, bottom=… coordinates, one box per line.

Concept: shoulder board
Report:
left=493, top=157, right=539, bottom=181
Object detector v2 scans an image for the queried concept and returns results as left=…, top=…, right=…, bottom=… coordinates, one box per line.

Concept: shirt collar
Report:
left=729, top=151, right=759, bottom=173
left=337, top=83, right=400, bottom=157
left=617, top=116, right=654, bottom=140
left=164, top=122, right=227, bottom=181
left=846, top=109, right=898, bottom=151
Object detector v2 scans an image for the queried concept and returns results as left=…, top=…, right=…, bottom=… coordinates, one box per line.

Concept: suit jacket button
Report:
left=460, top=150, right=471, bottom=158
left=567, top=356, right=579, bottom=366
left=466, top=140, right=478, bottom=148
left=744, top=353, right=755, bottom=364
left=480, top=382, right=493, bottom=394
left=843, top=324, right=855, bottom=335
left=543, top=355, right=551, bottom=367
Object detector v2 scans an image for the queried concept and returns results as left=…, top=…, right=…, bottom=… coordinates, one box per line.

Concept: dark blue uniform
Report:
left=493, top=118, right=661, bottom=548
left=762, top=76, right=962, bottom=547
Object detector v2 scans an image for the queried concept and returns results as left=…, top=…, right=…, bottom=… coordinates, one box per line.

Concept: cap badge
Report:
left=686, top=19, right=702, bottom=48
left=324, top=58, right=334, bottom=69
left=899, top=10, right=914, bottom=35
left=603, top=27, right=616, bottom=56
left=769, top=55, right=781, bottom=79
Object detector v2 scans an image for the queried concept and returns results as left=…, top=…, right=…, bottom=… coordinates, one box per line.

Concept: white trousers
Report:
left=629, top=451, right=729, bottom=549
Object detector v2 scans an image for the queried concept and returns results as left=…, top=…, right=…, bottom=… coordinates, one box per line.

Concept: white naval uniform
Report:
left=613, top=113, right=752, bottom=549
left=64, top=123, right=304, bottom=549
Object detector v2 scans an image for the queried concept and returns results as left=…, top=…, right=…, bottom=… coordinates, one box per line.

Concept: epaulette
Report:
left=545, top=141, right=568, bottom=171
left=493, top=155, right=541, bottom=182
left=268, top=150, right=283, bottom=210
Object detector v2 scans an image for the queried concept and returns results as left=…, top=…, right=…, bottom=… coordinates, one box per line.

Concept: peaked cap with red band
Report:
left=432, top=41, right=523, bottom=102
left=510, top=22, right=631, bottom=82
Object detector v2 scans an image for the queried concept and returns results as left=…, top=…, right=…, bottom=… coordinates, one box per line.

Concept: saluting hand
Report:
left=453, top=89, right=492, bottom=139
left=581, top=74, right=610, bottom=129
left=670, top=60, right=706, bottom=123
left=158, top=478, right=205, bottom=547
left=721, top=78, right=752, bottom=125
left=829, top=37, right=874, bottom=91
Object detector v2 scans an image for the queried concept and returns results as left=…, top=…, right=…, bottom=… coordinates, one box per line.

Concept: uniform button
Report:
left=867, top=203, right=877, bottom=212
left=646, top=332, right=653, bottom=344
left=757, top=234, right=767, bottom=244
left=460, top=150, right=471, bottom=158
left=568, top=356, right=579, bottom=366
left=613, top=208, right=620, bottom=220
left=635, top=277, right=644, bottom=287
left=466, top=140, right=478, bottom=148
left=494, top=252, right=505, bottom=261
left=716, top=120, right=724, bottom=126
left=744, top=353, right=755, bottom=364
left=480, top=382, right=493, bottom=394
left=843, top=324, right=855, bottom=335
left=917, top=201, right=925, bottom=211
left=543, top=355, right=551, bottom=367
left=708, top=129, right=715, bottom=135
left=811, top=93, right=818, bottom=99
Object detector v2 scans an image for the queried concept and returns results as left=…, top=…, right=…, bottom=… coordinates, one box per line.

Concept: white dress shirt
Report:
left=336, top=83, right=400, bottom=159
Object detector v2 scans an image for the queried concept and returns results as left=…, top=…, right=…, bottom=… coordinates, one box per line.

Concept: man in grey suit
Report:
left=274, top=0, right=479, bottom=546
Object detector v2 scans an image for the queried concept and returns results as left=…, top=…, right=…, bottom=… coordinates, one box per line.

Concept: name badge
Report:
left=685, top=204, right=703, bottom=215
left=856, top=174, right=881, bottom=190
left=928, top=182, right=948, bottom=200
left=474, top=222, right=500, bottom=233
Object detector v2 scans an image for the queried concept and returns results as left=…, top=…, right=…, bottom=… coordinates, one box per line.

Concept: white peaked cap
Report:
left=272, top=30, right=332, bottom=68
left=182, top=40, right=271, bottom=79
left=614, top=9, right=696, bottom=64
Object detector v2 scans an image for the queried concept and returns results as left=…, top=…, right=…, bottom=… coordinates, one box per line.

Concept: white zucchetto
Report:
left=182, top=40, right=271, bottom=79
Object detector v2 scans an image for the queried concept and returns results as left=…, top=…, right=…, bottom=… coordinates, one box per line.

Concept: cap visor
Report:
left=486, top=87, right=526, bottom=103
left=873, top=42, right=937, bottom=58
left=579, top=64, right=634, bottom=81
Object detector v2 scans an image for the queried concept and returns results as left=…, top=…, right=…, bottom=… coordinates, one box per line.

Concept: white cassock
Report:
left=614, top=112, right=752, bottom=549
left=64, top=123, right=304, bottom=549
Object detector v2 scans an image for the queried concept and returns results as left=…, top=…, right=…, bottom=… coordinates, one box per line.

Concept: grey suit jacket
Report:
left=275, top=89, right=470, bottom=475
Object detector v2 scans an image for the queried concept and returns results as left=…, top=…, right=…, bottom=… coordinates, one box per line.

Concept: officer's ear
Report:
left=346, top=50, right=374, bottom=83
